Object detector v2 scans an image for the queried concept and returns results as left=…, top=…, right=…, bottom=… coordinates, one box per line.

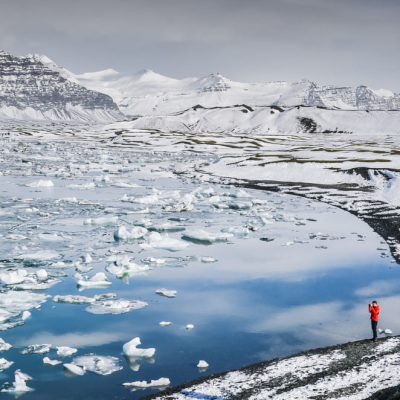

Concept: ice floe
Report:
left=106, top=256, right=150, bottom=279
left=84, top=216, right=118, bottom=225
left=73, top=355, right=122, bottom=375
left=63, top=363, right=85, bottom=376
left=76, top=272, right=111, bottom=289
left=86, top=298, right=147, bottom=315
left=200, top=256, right=217, bottom=263
left=14, top=250, right=60, bottom=263
left=26, top=180, right=54, bottom=188
left=182, top=229, right=233, bottom=244
left=197, top=360, right=209, bottom=370
left=186, top=324, right=194, bottom=330
left=155, top=288, right=177, bottom=298
left=140, top=232, right=189, bottom=252
left=123, top=337, right=156, bottom=358
left=0, top=358, right=13, bottom=371
left=159, top=321, right=172, bottom=327
left=57, top=346, right=78, bottom=357
left=113, top=225, right=148, bottom=241
left=21, top=343, right=51, bottom=355
left=123, top=377, right=170, bottom=390
left=0, top=338, right=12, bottom=352
left=1, top=370, right=33, bottom=393
left=43, top=357, right=62, bottom=366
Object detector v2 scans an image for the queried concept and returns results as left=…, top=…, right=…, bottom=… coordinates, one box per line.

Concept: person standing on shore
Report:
left=369, top=300, right=380, bottom=342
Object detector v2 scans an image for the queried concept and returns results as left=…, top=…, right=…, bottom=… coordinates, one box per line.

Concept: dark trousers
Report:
left=371, top=320, right=378, bottom=340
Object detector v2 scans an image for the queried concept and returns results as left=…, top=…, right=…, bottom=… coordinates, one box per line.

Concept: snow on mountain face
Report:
left=76, top=67, right=400, bottom=117
left=0, top=51, right=123, bottom=122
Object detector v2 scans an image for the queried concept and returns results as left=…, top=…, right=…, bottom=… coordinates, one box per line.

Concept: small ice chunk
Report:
left=84, top=216, right=118, bottom=226
left=0, top=358, right=13, bottom=371
left=182, top=229, right=233, bottom=244
left=21, top=344, right=51, bottom=355
left=73, top=355, right=122, bottom=375
left=106, top=260, right=150, bottom=279
left=36, top=269, right=48, bottom=281
left=0, top=269, right=28, bottom=284
left=384, top=328, right=393, bottom=335
left=123, top=337, right=155, bottom=358
left=140, top=232, right=189, bottom=252
left=57, top=346, right=78, bottom=357
left=26, top=180, right=54, bottom=188
left=67, top=182, right=95, bottom=190
left=14, top=250, right=60, bottom=262
left=1, top=370, right=33, bottom=393
left=201, top=257, right=217, bottom=263
left=159, top=321, right=172, bottom=327
left=63, top=363, right=85, bottom=376
left=155, top=288, right=177, bottom=298
left=77, top=272, right=111, bottom=289
left=0, top=338, right=12, bottom=352
left=53, top=294, right=96, bottom=304
left=81, top=253, right=93, bottom=264
left=43, top=357, right=62, bottom=366
left=142, top=257, right=166, bottom=266
left=113, top=225, right=148, bottom=241
left=186, top=324, right=194, bottom=330
left=197, top=360, right=209, bottom=369
left=22, top=311, right=31, bottom=320
left=123, top=377, right=170, bottom=390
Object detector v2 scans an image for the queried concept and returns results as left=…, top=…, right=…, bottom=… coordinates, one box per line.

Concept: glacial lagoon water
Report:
left=0, top=138, right=398, bottom=399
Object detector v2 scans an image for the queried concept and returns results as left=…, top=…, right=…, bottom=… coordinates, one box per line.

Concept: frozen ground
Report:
left=0, top=123, right=400, bottom=399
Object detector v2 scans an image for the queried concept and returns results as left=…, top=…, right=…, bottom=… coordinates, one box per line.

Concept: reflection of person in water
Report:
left=369, top=300, right=380, bottom=342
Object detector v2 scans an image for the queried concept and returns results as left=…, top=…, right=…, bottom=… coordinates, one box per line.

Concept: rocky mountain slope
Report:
left=0, top=51, right=123, bottom=122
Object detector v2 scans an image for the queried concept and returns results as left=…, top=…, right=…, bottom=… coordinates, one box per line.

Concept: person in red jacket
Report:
left=369, top=300, right=380, bottom=342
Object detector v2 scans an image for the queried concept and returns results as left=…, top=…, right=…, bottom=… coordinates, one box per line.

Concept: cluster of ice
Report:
left=1, top=370, right=33, bottom=393
left=26, top=180, right=54, bottom=188
left=123, top=377, right=170, bottom=390
left=113, top=225, right=147, bottom=241
left=123, top=337, right=156, bottom=358
left=73, top=355, right=122, bottom=375
left=155, top=288, right=177, bottom=298
left=1, top=268, right=60, bottom=291
left=140, top=232, right=189, bottom=252
left=86, top=298, right=147, bottom=315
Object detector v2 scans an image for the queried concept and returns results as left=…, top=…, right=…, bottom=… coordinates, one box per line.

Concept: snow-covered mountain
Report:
left=0, top=51, right=123, bottom=122
left=75, top=67, right=400, bottom=117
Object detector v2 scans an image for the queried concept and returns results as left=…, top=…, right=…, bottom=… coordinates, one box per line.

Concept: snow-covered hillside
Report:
left=0, top=51, right=123, bottom=122
left=75, top=67, right=400, bottom=117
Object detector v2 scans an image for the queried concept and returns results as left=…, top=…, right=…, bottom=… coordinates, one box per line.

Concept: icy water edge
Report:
left=0, top=137, right=398, bottom=399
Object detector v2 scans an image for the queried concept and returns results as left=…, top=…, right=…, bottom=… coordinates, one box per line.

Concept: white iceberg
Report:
left=159, top=321, right=172, bottom=327
left=73, top=355, right=122, bottom=375
left=123, top=377, right=170, bottom=390
left=0, top=338, right=12, bottom=352
left=14, top=250, right=60, bottom=262
left=53, top=294, right=97, bottom=304
left=140, top=232, right=189, bottom=252
left=26, top=180, right=54, bottom=188
left=123, top=337, right=155, bottom=358
left=1, top=370, right=33, bottom=393
left=182, top=229, right=233, bottom=244
left=86, top=299, right=148, bottom=315
left=106, top=259, right=150, bottom=279
left=63, top=363, right=85, bottom=376
left=21, top=344, right=51, bottom=355
left=201, top=256, right=218, bottom=263
left=186, top=324, right=194, bottom=330
left=197, top=360, right=209, bottom=369
left=113, top=225, right=148, bottom=241
left=0, top=358, right=13, bottom=371
left=77, top=272, right=111, bottom=289
left=43, top=357, right=62, bottom=366
left=155, top=288, right=177, bottom=298
left=0, top=269, right=28, bottom=285
left=84, top=216, right=118, bottom=226
left=57, top=346, right=78, bottom=357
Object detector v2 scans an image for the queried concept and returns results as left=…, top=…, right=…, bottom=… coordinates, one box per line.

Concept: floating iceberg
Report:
left=113, top=225, right=148, bottom=241
left=0, top=358, right=13, bottom=371
left=14, top=250, right=60, bottom=262
left=57, top=346, right=78, bottom=357
left=63, top=363, right=85, bottom=376
left=53, top=294, right=97, bottom=304
left=86, top=299, right=147, bottom=315
left=123, top=377, right=170, bottom=390
left=201, top=256, right=218, bottom=263
left=0, top=269, right=28, bottom=285
left=155, top=288, right=177, bottom=298
left=182, top=229, right=233, bottom=244
left=159, top=321, right=172, bottom=327
left=73, top=355, right=122, bottom=375
left=43, top=357, right=62, bottom=366
left=21, top=344, right=51, bottom=355
left=186, top=324, right=194, bottom=330
left=84, top=216, right=118, bottom=226
left=123, top=337, right=155, bottom=358
left=140, top=232, right=189, bottom=252
left=197, top=360, right=209, bottom=369
left=26, top=180, right=54, bottom=188
left=77, top=272, right=111, bottom=289
left=1, top=370, right=33, bottom=393
left=0, top=338, right=12, bottom=352
left=106, top=258, right=150, bottom=279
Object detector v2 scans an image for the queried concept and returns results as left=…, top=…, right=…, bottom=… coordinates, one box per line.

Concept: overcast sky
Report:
left=1, top=0, right=399, bottom=90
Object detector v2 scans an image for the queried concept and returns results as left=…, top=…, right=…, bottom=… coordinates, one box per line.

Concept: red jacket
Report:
left=369, top=304, right=380, bottom=322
